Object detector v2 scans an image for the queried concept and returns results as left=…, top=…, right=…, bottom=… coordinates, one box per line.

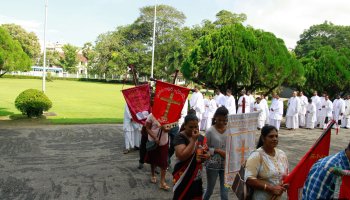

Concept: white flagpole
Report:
left=42, top=0, right=48, bottom=92
left=150, top=2, right=157, bottom=79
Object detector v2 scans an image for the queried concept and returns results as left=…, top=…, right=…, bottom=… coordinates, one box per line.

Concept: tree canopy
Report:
left=60, top=44, right=79, bottom=73
left=0, top=27, right=31, bottom=77
left=295, top=21, right=350, bottom=97
left=1, top=23, right=41, bottom=64
left=181, top=24, right=304, bottom=96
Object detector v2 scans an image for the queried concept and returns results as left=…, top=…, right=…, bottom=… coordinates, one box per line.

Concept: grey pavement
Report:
left=0, top=124, right=349, bottom=200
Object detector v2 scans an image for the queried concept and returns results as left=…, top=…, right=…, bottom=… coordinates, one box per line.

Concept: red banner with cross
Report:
left=152, top=80, right=190, bottom=126
left=122, top=84, right=151, bottom=125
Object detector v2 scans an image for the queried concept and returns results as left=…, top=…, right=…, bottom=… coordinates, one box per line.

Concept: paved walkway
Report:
left=0, top=124, right=348, bottom=200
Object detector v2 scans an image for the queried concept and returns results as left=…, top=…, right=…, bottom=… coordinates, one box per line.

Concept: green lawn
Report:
left=0, top=78, right=131, bottom=124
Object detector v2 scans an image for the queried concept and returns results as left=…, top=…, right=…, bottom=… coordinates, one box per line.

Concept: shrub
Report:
left=15, top=89, right=52, bottom=118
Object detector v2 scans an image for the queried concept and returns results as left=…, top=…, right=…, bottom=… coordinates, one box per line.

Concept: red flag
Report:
left=122, top=84, right=151, bottom=125
left=339, top=176, right=350, bottom=199
left=152, top=80, right=190, bottom=126
left=283, top=121, right=335, bottom=200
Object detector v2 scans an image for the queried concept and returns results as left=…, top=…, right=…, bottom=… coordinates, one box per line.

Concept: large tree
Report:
left=295, top=21, right=350, bottom=58
left=295, top=22, right=350, bottom=96
left=60, top=44, right=79, bottom=73
left=0, top=27, right=31, bottom=77
left=182, top=24, right=304, bottom=96
left=1, top=24, right=41, bottom=64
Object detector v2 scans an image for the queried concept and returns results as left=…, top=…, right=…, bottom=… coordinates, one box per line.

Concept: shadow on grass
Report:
left=0, top=107, right=14, bottom=116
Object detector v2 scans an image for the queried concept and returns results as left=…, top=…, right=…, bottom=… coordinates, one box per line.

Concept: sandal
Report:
left=159, top=183, right=170, bottom=191
left=150, top=176, right=157, bottom=184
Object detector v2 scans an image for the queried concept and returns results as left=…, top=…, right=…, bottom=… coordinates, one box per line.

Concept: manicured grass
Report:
left=0, top=78, right=131, bottom=124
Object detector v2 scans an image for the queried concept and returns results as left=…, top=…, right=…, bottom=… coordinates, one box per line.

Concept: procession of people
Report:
left=122, top=85, right=350, bottom=200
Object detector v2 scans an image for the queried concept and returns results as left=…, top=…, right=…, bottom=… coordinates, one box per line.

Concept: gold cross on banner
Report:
left=160, top=91, right=181, bottom=121
left=236, top=139, right=250, bottom=165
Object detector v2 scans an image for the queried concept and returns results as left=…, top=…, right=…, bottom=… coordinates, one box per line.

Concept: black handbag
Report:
left=232, top=162, right=253, bottom=200
left=232, top=151, right=263, bottom=200
left=146, top=129, right=162, bottom=151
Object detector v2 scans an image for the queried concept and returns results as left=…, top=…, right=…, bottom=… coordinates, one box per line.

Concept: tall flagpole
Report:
left=150, top=2, right=157, bottom=79
left=42, top=0, right=48, bottom=92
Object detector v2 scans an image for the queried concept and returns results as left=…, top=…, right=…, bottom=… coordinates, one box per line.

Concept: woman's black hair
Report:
left=184, top=114, right=198, bottom=125
left=256, top=125, right=278, bottom=149
left=212, top=106, right=229, bottom=125
left=347, top=142, right=350, bottom=150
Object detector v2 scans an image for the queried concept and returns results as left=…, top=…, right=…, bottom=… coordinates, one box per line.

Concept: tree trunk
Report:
left=0, top=71, right=7, bottom=77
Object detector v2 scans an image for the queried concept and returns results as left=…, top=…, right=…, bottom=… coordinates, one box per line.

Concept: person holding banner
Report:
left=302, top=142, right=350, bottom=200
left=144, top=113, right=170, bottom=191
left=204, top=106, right=229, bottom=200
left=172, top=114, right=209, bottom=200
left=245, top=125, right=289, bottom=199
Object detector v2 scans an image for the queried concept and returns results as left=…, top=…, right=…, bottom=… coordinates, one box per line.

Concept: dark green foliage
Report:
left=182, top=24, right=304, bottom=96
left=295, top=22, right=350, bottom=97
left=15, top=89, right=52, bottom=118
left=0, top=27, right=31, bottom=77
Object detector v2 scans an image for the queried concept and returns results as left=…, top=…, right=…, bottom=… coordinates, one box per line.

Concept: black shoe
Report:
left=134, top=146, right=140, bottom=150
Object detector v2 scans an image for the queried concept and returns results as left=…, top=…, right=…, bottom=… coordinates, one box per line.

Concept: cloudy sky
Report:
left=1, top=0, right=349, bottom=49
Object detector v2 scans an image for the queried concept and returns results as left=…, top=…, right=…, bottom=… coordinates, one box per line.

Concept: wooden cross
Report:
left=236, top=139, right=250, bottom=165
left=160, top=91, right=181, bottom=121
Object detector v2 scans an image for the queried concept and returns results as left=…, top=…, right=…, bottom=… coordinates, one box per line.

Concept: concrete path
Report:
left=0, top=124, right=348, bottom=200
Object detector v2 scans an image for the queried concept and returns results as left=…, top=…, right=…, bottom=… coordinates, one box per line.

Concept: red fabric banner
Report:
left=340, top=176, right=350, bottom=199
left=152, top=80, right=190, bottom=126
left=122, top=84, right=151, bottom=125
left=283, top=121, right=334, bottom=200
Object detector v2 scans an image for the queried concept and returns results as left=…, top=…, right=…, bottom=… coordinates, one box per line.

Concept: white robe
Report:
left=311, top=95, right=321, bottom=126
left=298, top=95, right=308, bottom=127
left=225, top=95, right=236, bottom=115
left=201, top=98, right=210, bottom=131
left=333, top=98, right=345, bottom=126
left=319, top=99, right=333, bottom=128
left=306, top=103, right=316, bottom=129
left=190, top=91, right=205, bottom=121
left=206, top=99, right=217, bottom=130
left=123, top=105, right=136, bottom=149
left=178, top=99, right=188, bottom=128
left=316, top=97, right=325, bottom=126
left=260, top=98, right=270, bottom=125
left=214, top=93, right=226, bottom=107
left=248, top=95, right=255, bottom=113
left=344, top=99, right=350, bottom=128
left=269, top=98, right=283, bottom=130
left=286, top=97, right=301, bottom=129
left=237, top=94, right=250, bottom=114
left=254, top=102, right=266, bottom=129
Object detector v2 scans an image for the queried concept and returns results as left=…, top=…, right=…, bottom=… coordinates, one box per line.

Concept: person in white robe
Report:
left=190, top=87, right=205, bottom=126
left=344, top=95, right=350, bottom=129
left=269, top=94, right=284, bottom=130
left=237, top=90, right=250, bottom=114
left=201, top=95, right=210, bottom=131
left=286, top=91, right=301, bottom=130
left=123, top=104, right=135, bottom=153
left=253, top=97, right=266, bottom=129
left=316, top=92, right=327, bottom=127
left=319, top=95, right=333, bottom=129
left=225, top=89, right=236, bottom=115
left=206, top=94, right=217, bottom=130
left=260, top=94, right=270, bottom=125
left=305, top=98, right=316, bottom=129
left=247, top=91, right=255, bottom=113
left=333, top=94, right=345, bottom=128
left=298, top=91, right=308, bottom=128
left=311, top=91, right=321, bottom=127
left=214, top=89, right=226, bottom=107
